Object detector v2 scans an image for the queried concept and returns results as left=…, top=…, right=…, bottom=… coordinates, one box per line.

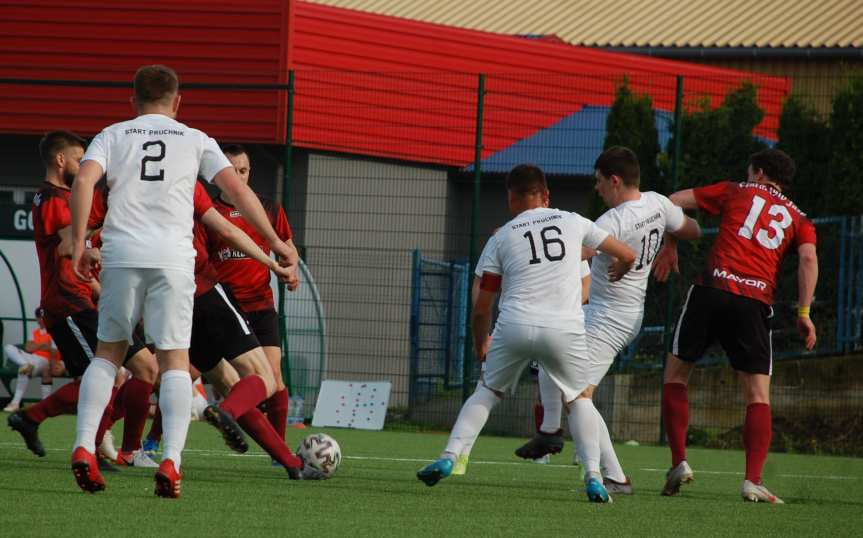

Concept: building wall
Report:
left=296, top=153, right=450, bottom=407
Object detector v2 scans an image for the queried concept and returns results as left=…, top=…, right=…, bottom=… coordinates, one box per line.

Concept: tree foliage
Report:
left=827, top=76, right=863, bottom=215
left=777, top=95, right=831, bottom=216
left=667, top=82, right=766, bottom=189
left=604, top=79, right=661, bottom=191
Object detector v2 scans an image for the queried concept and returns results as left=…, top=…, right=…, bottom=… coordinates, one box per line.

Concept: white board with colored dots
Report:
left=311, top=380, right=391, bottom=430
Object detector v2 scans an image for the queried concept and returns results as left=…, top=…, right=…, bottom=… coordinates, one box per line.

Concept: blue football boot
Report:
left=416, top=457, right=454, bottom=487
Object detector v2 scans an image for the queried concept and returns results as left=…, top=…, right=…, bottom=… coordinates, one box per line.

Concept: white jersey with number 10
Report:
left=477, top=207, right=608, bottom=331
left=82, top=113, right=231, bottom=272
left=589, top=191, right=685, bottom=314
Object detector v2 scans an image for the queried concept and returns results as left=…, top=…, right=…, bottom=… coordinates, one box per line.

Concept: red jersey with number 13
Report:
left=208, top=196, right=292, bottom=311
left=693, top=181, right=816, bottom=305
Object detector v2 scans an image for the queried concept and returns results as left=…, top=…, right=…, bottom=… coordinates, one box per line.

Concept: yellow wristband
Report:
left=798, top=306, right=810, bottom=318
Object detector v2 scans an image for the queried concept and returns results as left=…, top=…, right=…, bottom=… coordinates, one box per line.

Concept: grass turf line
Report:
left=1, top=414, right=861, bottom=536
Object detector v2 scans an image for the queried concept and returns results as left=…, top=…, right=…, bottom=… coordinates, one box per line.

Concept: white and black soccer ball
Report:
left=297, top=433, right=341, bottom=479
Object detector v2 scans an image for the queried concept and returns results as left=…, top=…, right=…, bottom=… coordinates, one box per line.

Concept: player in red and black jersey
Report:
left=94, top=182, right=303, bottom=477
left=654, top=149, right=818, bottom=503
left=208, top=145, right=300, bottom=444
left=8, top=132, right=159, bottom=470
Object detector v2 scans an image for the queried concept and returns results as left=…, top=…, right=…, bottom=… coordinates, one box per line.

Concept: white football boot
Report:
left=662, top=460, right=694, bottom=496
left=742, top=480, right=784, bottom=504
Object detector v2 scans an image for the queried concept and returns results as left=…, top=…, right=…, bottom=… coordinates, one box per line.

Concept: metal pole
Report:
left=279, top=70, right=295, bottom=394
left=463, top=73, right=485, bottom=403
left=660, top=74, right=685, bottom=444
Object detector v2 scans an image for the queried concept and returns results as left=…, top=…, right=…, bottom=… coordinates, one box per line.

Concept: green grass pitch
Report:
left=1, top=414, right=861, bottom=536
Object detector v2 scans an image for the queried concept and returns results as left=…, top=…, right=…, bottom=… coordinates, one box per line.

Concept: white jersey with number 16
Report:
left=477, top=207, right=608, bottom=331
left=82, top=113, right=231, bottom=272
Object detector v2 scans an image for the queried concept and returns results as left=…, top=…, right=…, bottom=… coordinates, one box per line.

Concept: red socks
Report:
left=238, top=408, right=302, bottom=468
left=220, top=375, right=268, bottom=419
left=534, top=403, right=544, bottom=433
left=265, top=388, right=289, bottom=440
left=25, top=380, right=80, bottom=424
left=662, top=383, right=689, bottom=467
left=744, top=403, right=772, bottom=484
left=120, top=378, right=154, bottom=452
left=147, top=403, right=163, bottom=443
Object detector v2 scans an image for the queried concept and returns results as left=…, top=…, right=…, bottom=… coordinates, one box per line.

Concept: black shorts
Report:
left=190, top=284, right=260, bottom=373
left=672, top=285, right=774, bottom=375
left=244, top=307, right=280, bottom=348
left=47, top=309, right=147, bottom=377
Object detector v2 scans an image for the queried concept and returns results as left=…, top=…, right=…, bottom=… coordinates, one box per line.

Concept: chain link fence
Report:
left=1, top=71, right=861, bottom=454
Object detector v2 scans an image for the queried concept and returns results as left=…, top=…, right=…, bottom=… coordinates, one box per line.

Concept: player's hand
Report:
left=79, top=248, right=101, bottom=281
left=607, top=257, right=633, bottom=282
left=652, top=243, right=679, bottom=283
left=475, top=334, right=491, bottom=362
left=71, top=240, right=91, bottom=282
left=797, top=316, right=817, bottom=350
left=57, top=234, right=74, bottom=257
left=270, top=240, right=295, bottom=264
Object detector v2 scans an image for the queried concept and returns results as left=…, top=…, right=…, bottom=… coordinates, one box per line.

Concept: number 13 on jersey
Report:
left=737, top=194, right=792, bottom=249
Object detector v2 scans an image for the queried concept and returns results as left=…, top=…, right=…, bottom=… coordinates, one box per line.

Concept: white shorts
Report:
left=483, top=320, right=589, bottom=403
left=3, top=345, right=49, bottom=375
left=98, top=267, right=195, bottom=350
left=584, top=308, right=643, bottom=386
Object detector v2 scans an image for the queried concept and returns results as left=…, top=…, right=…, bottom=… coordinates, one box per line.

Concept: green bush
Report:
left=777, top=95, right=831, bottom=216
left=604, top=78, right=662, bottom=191
left=827, top=76, right=863, bottom=215
left=667, top=81, right=766, bottom=189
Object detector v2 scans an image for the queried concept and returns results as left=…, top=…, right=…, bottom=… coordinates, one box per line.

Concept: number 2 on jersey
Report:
left=140, top=140, right=165, bottom=181
left=737, top=194, right=792, bottom=249
left=523, top=226, right=566, bottom=264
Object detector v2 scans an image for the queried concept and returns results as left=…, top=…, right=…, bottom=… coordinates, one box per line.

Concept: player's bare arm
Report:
left=581, top=246, right=597, bottom=260
left=200, top=207, right=297, bottom=288
left=212, top=167, right=295, bottom=263
left=68, top=160, right=103, bottom=281
left=797, top=242, right=818, bottom=350
left=668, top=188, right=698, bottom=210
left=653, top=216, right=700, bottom=282
left=471, top=272, right=500, bottom=360
left=596, top=236, right=635, bottom=282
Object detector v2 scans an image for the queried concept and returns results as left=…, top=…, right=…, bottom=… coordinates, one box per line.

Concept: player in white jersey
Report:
left=514, top=147, right=701, bottom=494
left=67, top=65, right=296, bottom=498
left=417, top=164, right=636, bottom=503
left=450, top=249, right=591, bottom=476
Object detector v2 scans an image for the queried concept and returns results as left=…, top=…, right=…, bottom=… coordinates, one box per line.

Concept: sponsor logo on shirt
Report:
left=634, top=212, right=661, bottom=230
left=712, top=268, right=767, bottom=290
left=230, top=210, right=241, bottom=218
left=217, top=247, right=249, bottom=261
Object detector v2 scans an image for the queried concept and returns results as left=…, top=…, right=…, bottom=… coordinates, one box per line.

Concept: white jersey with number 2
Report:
left=589, top=191, right=685, bottom=314
left=82, top=113, right=231, bottom=272
left=477, top=207, right=608, bottom=331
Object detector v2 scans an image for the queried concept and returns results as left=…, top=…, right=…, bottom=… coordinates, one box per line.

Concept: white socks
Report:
left=74, top=358, right=118, bottom=453
left=537, top=367, right=563, bottom=433
left=443, top=384, right=500, bottom=459
left=41, top=383, right=52, bottom=399
left=569, top=398, right=602, bottom=477
left=11, top=373, right=29, bottom=405
left=595, top=405, right=626, bottom=483
left=160, top=369, right=192, bottom=468
left=4, top=344, right=27, bottom=367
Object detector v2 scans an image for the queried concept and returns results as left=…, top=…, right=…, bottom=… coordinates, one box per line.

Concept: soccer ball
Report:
left=297, top=433, right=341, bottom=479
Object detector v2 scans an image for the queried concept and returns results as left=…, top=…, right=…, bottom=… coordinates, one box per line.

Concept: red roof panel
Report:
left=0, top=0, right=789, bottom=165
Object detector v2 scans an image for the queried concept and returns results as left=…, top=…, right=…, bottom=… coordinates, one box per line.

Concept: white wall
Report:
left=0, top=239, right=39, bottom=347
left=301, top=154, right=450, bottom=407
